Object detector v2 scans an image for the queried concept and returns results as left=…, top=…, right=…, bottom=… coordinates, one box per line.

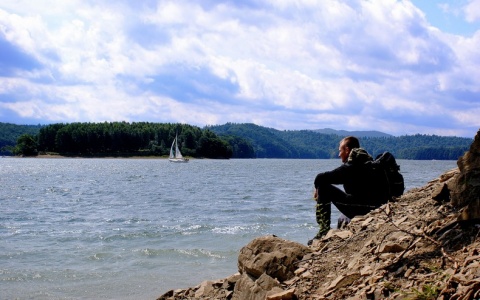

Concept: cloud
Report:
left=0, top=0, right=479, bottom=137
left=0, top=37, right=42, bottom=76
left=464, top=0, right=480, bottom=22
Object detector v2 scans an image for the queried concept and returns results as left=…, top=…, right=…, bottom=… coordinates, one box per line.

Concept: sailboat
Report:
left=169, top=135, right=189, bottom=163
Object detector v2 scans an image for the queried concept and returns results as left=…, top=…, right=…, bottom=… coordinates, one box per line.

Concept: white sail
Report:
left=169, top=134, right=189, bottom=162
left=169, top=137, right=176, bottom=159
left=175, top=142, right=183, bottom=159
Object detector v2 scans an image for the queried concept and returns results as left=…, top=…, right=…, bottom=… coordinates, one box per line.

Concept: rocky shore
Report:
left=158, top=130, right=480, bottom=300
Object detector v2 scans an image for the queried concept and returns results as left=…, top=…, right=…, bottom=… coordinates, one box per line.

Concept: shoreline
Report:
left=37, top=154, right=172, bottom=159
left=159, top=130, right=480, bottom=300
left=158, top=167, right=480, bottom=300
left=4, top=154, right=178, bottom=159
left=6, top=154, right=226, bottom=160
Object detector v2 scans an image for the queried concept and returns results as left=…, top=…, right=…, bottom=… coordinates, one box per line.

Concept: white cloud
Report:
left=0, top=0, right=479, bottom=137
left=464, top=0, right=480, bottom=22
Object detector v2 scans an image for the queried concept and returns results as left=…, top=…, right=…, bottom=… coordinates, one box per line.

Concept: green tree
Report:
left=0, top=122, right=43, bottom=155
left=197, top=130, right=232, bottom=158
left=37, top=123, right=65, bottom=152
left=208, top=123, right=472, bottom=159
left=15, top=134, right=38, bottom=156
left=219, top=135, right=255, bottom=158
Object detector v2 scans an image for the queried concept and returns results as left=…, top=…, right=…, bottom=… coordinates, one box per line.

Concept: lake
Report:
left=0, top=158, right=457, bottom=299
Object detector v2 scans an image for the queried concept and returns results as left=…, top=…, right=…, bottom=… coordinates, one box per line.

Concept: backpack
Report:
left=370, top=152, right=405, bottom=198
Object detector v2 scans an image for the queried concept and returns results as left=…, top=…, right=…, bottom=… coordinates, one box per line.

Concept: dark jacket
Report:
left=314, top=148, right=389, bottom=206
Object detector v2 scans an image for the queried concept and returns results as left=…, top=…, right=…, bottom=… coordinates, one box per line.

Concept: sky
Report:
left=0, top=1, right=479, bottom=137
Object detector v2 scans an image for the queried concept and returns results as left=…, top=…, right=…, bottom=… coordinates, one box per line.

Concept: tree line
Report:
left=1, top=122, right=473, bottom=160
left=0, top=123, right=42, bottom=155
left=207, top=123, right=473, bottom=160
left=2, top=122, right=252, bottom=158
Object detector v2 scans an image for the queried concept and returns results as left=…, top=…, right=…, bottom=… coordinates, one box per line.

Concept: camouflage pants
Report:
left=315, top=197, right=331, bottom=238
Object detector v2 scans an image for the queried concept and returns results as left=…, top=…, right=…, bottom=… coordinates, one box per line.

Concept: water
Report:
left=0, top=158, right=457, bottom=299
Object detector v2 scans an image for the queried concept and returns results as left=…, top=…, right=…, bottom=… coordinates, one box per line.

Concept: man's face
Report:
left=338, top=140, right=350, bottom=163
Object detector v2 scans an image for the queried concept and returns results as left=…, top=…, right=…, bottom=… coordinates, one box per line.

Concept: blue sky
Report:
left=0, top=0, right=479, bottom=137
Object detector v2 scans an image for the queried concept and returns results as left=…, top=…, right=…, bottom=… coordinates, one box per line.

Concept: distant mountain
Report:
left=207, top=123, right=303, bottom=158
left=1, top=122, right=473, bottom=160
left=313, top=128, right=393, bottom=138
left=208, top=123, right=472, bottom=160
left=0, top=122, right=43, bottom=155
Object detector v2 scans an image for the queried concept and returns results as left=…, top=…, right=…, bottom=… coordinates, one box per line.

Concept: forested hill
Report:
left=1, top=122, right=473, bottom=159
left=313, top=128, right=393, bottom=138
left=207, top=123, right=473, bottom=160
left=0, top=123, right=43, bottom=155
left=0, top=122, right=238, bottom=158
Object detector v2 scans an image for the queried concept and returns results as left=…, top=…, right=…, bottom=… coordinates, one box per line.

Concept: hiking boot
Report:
left=307, top=231, right=328, bottom=245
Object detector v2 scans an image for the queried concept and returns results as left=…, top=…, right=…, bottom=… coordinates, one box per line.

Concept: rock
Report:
left=194, top=280, right=215, bottom=298
left=283, top=277, right=299, bottom=286
left=232, top=273, right=282, bottom=300
left=404, top=267, right=414, bottom=278
left=266, top=288, right=295, bottom=300
left=237, top=235, right=311, bottom=282
left=361, top=217, right=374, bottom=229
left=300, top=270, right=313, bottom=278
left=378, top=242, right=406, bottom=253
left=450, top=129, right=480, bottom=221
left=233, top=235, right=310, bottom=300
left=328, top=273, right=361, bottom=290
left=225, top=273, right=241, bottom=288
left=432, top=182, right=450, bottom=202
left=335, top=230, right=354, bottom=239
left=157, top=289, right=173, bottom=299
left=294, top=267, right=306, bottom=275
left=360, top=265, right=373, bottom=276
left=440, top=168, right=458, bottom=182
left=324, top=229, right=353, bottom=240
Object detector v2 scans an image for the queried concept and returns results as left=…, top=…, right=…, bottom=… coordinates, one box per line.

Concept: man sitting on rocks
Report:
left=309, top=136, right=389, bottom=245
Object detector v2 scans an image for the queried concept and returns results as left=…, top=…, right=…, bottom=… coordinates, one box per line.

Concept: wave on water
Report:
left=0, top=158, right=458, bottom=299
left=135, top=248, right=233, bottom=259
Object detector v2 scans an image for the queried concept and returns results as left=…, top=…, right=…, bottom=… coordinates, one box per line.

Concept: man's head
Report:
left=338, top=136, right=360, bottom=163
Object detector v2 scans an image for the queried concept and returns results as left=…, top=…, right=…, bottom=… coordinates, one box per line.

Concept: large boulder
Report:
left=233, top=235, right=311, bottom=300
left=238, top=235, right=311, bottom=281
left=450, top=129, right=480, bottom=221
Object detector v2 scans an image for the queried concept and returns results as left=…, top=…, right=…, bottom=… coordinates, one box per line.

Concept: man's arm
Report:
left=314, top=164, right=349, bottom=189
